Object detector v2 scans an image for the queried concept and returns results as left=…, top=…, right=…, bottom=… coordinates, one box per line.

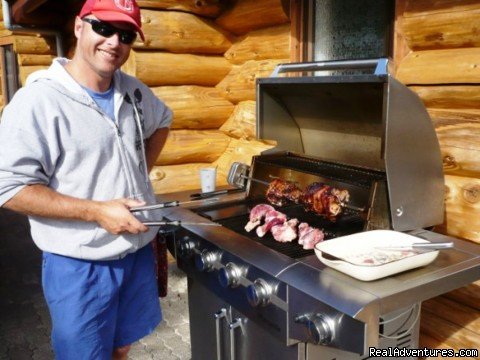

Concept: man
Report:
left=0, top=0, right=172, bottom=358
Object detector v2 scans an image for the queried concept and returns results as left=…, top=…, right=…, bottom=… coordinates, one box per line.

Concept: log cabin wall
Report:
left=125, top=0, right=290, bottom=194
left=0, top=0, right=479, bottom=355
left=395, top=0, right=480, bottom=353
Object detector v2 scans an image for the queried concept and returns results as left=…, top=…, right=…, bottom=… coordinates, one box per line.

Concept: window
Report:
left=293, top=0, right=394, bottom=62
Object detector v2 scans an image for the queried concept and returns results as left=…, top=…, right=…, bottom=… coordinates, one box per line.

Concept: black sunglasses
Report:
left=82, top=18, right=137, bottom=45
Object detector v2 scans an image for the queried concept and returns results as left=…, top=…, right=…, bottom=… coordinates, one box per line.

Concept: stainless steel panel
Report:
left=385, top=78, right=444, bottom=230
left=287, top=286, right=366, bottom=354
left=257, top=76, right=386, bottom=170
left=188, top=275, right=300, bottom=360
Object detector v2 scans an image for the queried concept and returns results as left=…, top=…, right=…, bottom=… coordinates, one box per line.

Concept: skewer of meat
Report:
left=265, top=179, right=350, bottom=221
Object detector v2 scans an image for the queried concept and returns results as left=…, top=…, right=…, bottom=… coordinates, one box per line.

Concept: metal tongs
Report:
left=130, top=198, right=221, bottom=227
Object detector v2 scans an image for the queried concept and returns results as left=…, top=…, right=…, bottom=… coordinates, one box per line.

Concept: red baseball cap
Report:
left=79, top=0, right=144, bottom=41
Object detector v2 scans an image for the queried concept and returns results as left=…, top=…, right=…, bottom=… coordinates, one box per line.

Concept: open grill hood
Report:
left=256, top=59, right=444, bottom=231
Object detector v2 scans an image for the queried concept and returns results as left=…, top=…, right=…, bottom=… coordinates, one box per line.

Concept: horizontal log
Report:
left=434, top=174, right=480, bottom=243
left=150, top=138, right=276, bottom=194
left=12, top=34, right=56, bottom=54
left=397, top=48, right=480, bottom=85
left=443, top=280, right=480, bottom=311
left=123, top=51, right=232, bottom=86
left=155, top=130, right=230, bottom=165
left=152, top=85, right=234, bottom=130
left=216, top=59, right=288, bottom=103
left=215, top=0, right=289, bottom=36
left=404, top=0, right=480, bottom=18
left=17, top=53, right=54, bottom=66
left=224, top=24, right=290, bottom=64
left=135, top=10, right=232, bottom=54
left=435, top=123, right=480, bottom=177
left=429, top=108, right=480, bottom=130
left=214, top=138, right=276, bottom=174
left=150, top=163, right=227, bottom=194
left=137, top=0, right=224, bottom=18
left=18, top=65, right=47, bottom=86
left=0, top=22, right=12, bottom=36
left=219, top=100, right=256, bottom=139
left=420, top=307, right=479, bottom=350
left=402, top=1, right=480, bottom=50
left=411, top=85, right=480, bottom=109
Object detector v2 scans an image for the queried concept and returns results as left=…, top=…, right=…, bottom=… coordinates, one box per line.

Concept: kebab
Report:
left=265, top=179, right=351, bottom=220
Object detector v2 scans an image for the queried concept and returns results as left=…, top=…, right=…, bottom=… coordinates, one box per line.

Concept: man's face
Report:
left=74, top=16, right=134, bottom=78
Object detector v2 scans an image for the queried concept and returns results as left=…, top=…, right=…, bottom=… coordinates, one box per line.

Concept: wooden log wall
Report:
left=123, top=0, right=290, bottom=192
left=395, top=0, right=480, bottom=353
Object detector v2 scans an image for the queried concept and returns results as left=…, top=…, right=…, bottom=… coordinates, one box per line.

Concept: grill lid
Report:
left=256, top=59, right=444, bottom=231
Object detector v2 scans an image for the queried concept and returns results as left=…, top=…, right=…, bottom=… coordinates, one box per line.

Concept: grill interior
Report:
left=255, top=153, right=386, bottom=188
left=194, top=199, right=365, bottom=259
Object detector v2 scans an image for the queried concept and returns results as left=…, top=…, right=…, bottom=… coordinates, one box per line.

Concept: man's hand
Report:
left=4, top=185, right=150, bottom=235
left=90, top=198, right=149, bottom=235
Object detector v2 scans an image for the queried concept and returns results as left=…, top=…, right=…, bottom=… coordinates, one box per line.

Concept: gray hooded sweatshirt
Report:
left=0, top=58, right=172, bottom=260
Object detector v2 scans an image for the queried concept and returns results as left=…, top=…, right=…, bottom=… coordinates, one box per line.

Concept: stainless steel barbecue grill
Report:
left=159, top=59, right=480, bottom=360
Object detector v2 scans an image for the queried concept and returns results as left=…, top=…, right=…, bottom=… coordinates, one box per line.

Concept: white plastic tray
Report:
left=314, top=230, right=439, bottom=281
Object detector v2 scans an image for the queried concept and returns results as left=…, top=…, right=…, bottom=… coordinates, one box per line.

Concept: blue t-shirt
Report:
left=83, top=85, right=115, bottom=121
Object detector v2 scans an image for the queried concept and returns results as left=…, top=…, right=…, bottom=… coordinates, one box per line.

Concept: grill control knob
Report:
left=178, top=236, right=196, bottom=259
left=247, top=279, right=273, bottom=307
left=218, top=262, right=242, bottom=288
left=195, top=250, right=219, bottom=272
left=301, top=314, right=335, bottom=345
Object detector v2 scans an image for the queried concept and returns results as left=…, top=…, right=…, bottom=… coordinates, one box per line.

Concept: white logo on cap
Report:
left=114, top=0, right=133, bottom=12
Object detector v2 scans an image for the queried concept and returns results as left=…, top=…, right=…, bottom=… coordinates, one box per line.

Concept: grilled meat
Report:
left=265, top=179, right=349, bottom=221
left=302, top=182, right=344, bottom=221
left=266, top=179, right=303, bottom=207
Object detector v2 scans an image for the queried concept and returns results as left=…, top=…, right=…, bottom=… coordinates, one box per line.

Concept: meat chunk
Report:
left=245, top=204, right=275, bottom=232
left=265, top=179, right=350, bottom=221
left=266, top=179, right=303, bottom=207
left=298, top=222, right=324, bottom=249
left=256, top=210, right=287, bottom=237
left=271, top=218, right=298, bottom=242
left=303, top=182, right=344, bottom=221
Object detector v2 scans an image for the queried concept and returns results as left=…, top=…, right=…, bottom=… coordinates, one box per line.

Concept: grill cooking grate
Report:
left=195, top=199, right=365, bottom=259
left=256, top=153, right=385, bottom=188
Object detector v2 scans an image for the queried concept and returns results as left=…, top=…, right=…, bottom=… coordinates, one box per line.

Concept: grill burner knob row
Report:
left=297, top=314, right=335, bottom=345
left=246, top=279, right=273, bottom=307
left=195, top=250, right=220, bottom=272
left=178, top=236, right=197, bottom=258
left=218, top=262, right=242, bottom=288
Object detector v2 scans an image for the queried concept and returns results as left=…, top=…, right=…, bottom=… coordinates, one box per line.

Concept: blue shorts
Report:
left=42, top=244, right=162, bottom=360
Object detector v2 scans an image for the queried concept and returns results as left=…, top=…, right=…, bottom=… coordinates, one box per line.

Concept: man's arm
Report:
left=145, top=127, right=169, bottom=172
left=3, top=184, right=148, bottom=234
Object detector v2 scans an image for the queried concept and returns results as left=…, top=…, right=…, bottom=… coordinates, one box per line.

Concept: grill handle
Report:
left=229, top=318, right=244, bottom=360
left=215, top=308, right=227, bottom=360
left=271, top=58, right=388, bottom=77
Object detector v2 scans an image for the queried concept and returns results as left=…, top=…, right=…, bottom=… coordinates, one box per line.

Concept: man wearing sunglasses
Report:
left=0, top=0, right=172, bottom=359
